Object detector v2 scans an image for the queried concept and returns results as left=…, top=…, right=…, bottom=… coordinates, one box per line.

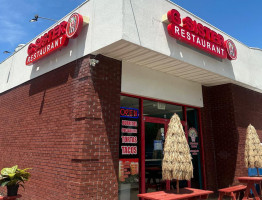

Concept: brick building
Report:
left=0, top=0, right=261, bottom=199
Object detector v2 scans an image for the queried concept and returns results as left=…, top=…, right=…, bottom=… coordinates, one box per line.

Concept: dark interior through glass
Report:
left=143, top=100, right=183, bottom=120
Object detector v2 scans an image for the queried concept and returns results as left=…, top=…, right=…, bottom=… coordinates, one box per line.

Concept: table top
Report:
left=0, top=194, right=22, bottom=200
left=137, top=187, right=213, bottom=200
left=237, top=176, right=262, bottom=183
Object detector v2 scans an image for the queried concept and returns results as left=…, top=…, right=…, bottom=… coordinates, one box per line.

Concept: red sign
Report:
left=66, top=13, right=83, bottom=39
left=120, top=107, right=139, bottom=118
left=121, top=146, right=137, bottom=155
left=121, top=128, right=137, bottom=134
left=119, top=108, right=139, bottom=160
left=225, top=39, right=237, bottom=60
left=121, top=136, right=137, bottom=144
left=122, top=120, right=137, bottom=127
left=165, top=9, right=237, bottom=60
left=26, top=13, right=84, bottom=65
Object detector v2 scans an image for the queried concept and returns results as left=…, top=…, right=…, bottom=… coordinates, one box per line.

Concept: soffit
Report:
left=95, top=40, right=247, bottom=88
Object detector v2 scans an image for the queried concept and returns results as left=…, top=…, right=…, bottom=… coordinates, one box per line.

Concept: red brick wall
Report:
left=232, top=84, right=262, bottom=180
left=0, top=54, right=121, bottom=200
left=202, top=84, right=262, bottom=190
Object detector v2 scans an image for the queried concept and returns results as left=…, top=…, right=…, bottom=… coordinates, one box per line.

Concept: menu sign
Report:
left=119, top=107, right=139, bottom=183
left=119, top=107, right=139, bottom=158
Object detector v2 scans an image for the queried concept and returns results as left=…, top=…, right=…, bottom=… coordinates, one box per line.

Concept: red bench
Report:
left=218, top=185, right=247, bottom=200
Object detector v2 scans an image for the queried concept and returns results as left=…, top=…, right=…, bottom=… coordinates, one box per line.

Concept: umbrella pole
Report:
left=257, top=167, right=262, bottom=195
left=177, top=180, right=179, bottom=193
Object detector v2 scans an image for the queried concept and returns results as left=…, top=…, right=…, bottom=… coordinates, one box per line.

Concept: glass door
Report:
left=120, top=95, right=205, bottom=198
left=145, top=119, right=166, bottom=193
left=140, top=116, right=188, bottom=194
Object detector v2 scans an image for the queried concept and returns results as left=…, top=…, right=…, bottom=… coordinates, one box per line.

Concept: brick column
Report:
left=202, top=84, right=262, bottom=190
left=70, top=55, right=121, bottom=199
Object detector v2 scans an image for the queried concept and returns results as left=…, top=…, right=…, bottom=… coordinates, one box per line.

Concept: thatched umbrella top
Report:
left=245, top=124, right=262, bottom=168
left=162, top=113, right=193, bottom=181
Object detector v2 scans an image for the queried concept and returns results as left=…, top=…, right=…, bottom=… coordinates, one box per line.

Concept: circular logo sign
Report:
left=225, top=39, right=237, bottom=60
left=188, top=128, right=198, bottom=142
left=66, top=13, right=83, bottom=39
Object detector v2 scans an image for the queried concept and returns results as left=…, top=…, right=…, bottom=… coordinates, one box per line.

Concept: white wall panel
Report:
left=122, top=61, right=203, bottom=107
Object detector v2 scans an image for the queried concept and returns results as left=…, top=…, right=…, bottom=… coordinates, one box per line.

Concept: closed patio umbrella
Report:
left=245, top=124, right=262, bottom=175
left=162, top=113, right=193, bottom=193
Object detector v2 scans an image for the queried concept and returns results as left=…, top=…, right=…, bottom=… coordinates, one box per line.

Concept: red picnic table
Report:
left=137, top=187, right=213, bottom=200
left=0, top=195, right=22, bottom=200
left=237, top=176, right=262, bottom=200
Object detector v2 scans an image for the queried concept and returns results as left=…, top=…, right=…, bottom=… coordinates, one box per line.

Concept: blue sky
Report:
left=0, top=0, right=262, bottom=63
left=0, top=0, right=86, bottom=63
left=173, top=0, right=262, bottom=48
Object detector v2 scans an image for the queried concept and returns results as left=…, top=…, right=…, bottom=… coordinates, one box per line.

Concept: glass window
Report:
left=143, top=100, right=183, bottom=120
left=119, top=95, right=139, bottom=200
left=121, top=96, right=139, bottom=109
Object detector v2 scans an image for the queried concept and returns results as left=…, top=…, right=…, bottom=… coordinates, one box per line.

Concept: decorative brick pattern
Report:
left=202, top=84, right=262, bottom=191
left=0, top=54, right=121, bottom=200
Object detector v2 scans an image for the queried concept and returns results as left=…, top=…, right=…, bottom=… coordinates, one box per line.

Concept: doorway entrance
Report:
left=119, top=95, right=205, bottom=200
left=141, top=116, right=188, bottom=194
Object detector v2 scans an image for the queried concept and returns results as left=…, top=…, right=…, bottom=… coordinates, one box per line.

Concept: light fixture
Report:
left=89, top=59, right=99, bottom=67
left=29, top=15, right=57, bottom=22
left=15, top=44, right=25, bottom=52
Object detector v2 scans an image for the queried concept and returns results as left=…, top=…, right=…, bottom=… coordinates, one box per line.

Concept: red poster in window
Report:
left=119, top=159, right=139, bottom=183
